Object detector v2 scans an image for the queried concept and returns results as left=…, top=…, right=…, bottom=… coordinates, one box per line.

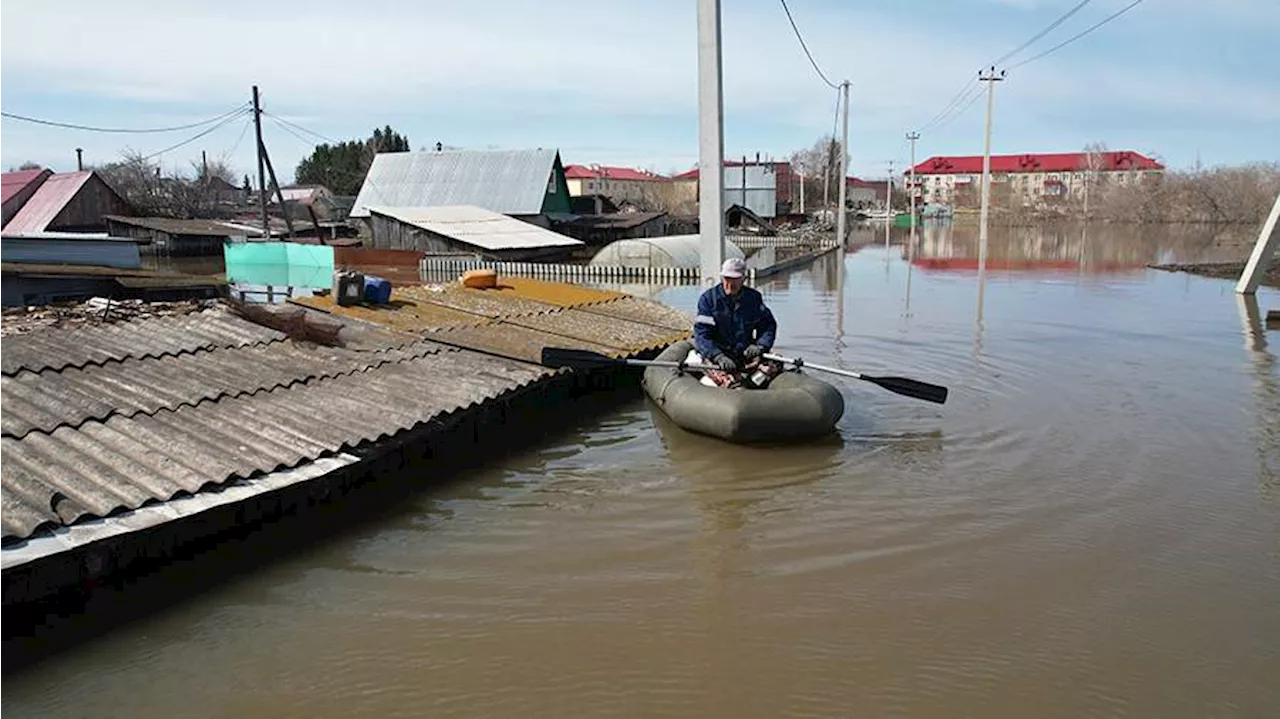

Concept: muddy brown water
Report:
left=6, top=224, right=1279, bottom=717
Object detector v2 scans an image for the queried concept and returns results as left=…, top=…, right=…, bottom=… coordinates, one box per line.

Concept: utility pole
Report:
left=253, top=85, right=268, bottom=240
left=884, top=160, right=894, bottom=251
left=906, top=132, right=919, bottom=259
left=696, top=0, right=725, bottom=285
left=835, top=80, right=850, bottom=247
left=798, top=170, right=805, bottom=214
left=202, top=150, right=209, bottom=183
left=977, top=67, right=1005, bottom=274
left=75, top=148, right=83, bottom=171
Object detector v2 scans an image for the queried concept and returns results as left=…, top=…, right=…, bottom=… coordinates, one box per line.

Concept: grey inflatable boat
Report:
left=641, top=340, right=845, bottom=443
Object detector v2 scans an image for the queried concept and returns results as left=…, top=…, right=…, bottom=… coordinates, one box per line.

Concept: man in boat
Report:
left=690, top=258, right=782, bottom=388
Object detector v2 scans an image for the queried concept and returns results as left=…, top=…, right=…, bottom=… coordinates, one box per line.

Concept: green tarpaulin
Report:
left=224, top=242, right=334, bottom=288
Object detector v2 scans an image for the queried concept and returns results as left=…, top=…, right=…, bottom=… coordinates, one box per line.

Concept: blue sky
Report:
left=2, top=0, right=1277, bottom=183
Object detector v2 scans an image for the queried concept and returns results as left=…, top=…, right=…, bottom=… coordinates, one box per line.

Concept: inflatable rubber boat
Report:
left=641, top=340, right=844, bottom=443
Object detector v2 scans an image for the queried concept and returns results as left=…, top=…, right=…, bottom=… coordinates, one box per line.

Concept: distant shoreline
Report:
left=1148, top=260, right=1278, bottom=288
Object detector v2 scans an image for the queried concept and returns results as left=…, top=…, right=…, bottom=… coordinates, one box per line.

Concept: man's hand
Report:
left=743, top=344, right=763, bottom=361
left=713, top=353, right=738, bottom=372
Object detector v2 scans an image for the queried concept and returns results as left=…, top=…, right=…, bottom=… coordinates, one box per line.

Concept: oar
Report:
left=764, top=352, right=949, bottom=405
left=541, top=347, right=717, bottom=372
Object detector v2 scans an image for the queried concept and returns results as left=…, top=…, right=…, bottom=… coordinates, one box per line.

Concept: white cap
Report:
left=720, top=257, right=746, bottom=278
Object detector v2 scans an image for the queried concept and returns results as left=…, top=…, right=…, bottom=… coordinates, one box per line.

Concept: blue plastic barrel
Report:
left=363, top=275, right=392, bottom=305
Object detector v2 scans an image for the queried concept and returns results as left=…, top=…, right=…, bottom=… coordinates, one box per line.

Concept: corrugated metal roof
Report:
left=1, top=350, right=554, bottom=542
left=351, top=148, right=559, bottom=218
left=1, top=340, right=447, bottom=438
left=0, top=309, right=286, bottom=376
left=2, top=172, right=93, bottom=234
left=1, top=169, right=51, bottom=205
left=370, top=206, right=582, bottom=251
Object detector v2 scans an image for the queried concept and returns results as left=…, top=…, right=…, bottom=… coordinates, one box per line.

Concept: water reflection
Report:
left=1236, top=294, right=1279, bottom=495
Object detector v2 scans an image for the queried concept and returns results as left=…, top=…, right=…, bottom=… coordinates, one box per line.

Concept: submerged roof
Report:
left=352, top=148, right=560, bottom=218
left=2, top=171, right=93, bottom=233
left=370, top=205, right=582, bottom=251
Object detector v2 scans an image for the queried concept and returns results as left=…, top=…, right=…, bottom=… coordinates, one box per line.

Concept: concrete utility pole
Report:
left=884, top=160, right=894, bottom=251
left=798, top=170, right=805, bottom=214
left=836, top=80, right=850, bottom=246
left=906, top=131, right=919, bottom=257
left=253, top=85, right=268, bottom=240
left=1236, top=191, right=1280, bottom=294
left=696, top=0, right=726, bottom=285
left=977, top=67, right=1005, bottom=273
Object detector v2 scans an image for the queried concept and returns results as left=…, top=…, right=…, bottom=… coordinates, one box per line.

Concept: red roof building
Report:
left=907, top=150, right=1163, bottom=176
left=564, top=165, right=669, bottom=182
left=903, top=150, right=1164, bottom=206
left=2, top=169, right=53, bottom=226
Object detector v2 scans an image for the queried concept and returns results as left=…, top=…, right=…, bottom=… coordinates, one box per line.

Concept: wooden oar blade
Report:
left=540, top=346, right=617, bottom=369
left=864, top=375, right=949, bottom=404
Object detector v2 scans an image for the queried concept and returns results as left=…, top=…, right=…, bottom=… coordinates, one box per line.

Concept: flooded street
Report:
left=6, top=224, right=1279, bottom=717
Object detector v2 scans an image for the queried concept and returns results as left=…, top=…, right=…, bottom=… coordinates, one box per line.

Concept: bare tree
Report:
left=789, top=135, right=845, bottom=209
left=1079, top=141, right=1108, bottom=220
left=95, top=149, right=232, bottom=219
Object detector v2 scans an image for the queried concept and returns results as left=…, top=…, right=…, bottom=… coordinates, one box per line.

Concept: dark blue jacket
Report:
left=694, top=284, right=777, bottom=359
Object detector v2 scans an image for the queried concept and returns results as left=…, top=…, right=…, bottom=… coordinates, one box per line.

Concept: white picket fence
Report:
left=418, top=256, right=757, bottom=283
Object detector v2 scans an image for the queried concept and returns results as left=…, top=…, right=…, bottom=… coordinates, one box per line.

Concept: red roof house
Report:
left=2, top=169, right=53, bottom=226
left=2, top=171, right=131, bottom=235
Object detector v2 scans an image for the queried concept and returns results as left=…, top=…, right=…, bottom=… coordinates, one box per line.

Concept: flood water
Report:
left=6, top=223, right=1279, bottom=717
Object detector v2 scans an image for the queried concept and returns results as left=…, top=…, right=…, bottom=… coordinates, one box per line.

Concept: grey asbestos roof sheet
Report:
left=1, top=350, right=554, bottom=543
left=0, top=309, right=286, bottom=376
left=351, top=148, right=558, bottom=218
left=1, top=340, right=447, bottom=439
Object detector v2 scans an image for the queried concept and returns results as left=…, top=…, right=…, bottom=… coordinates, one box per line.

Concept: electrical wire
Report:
left=993, top=0, right=1093, bottom=66
left=930, top=87, right=986, bottom=132
left=1009, top=0, right=1145, bottom=70
left=911, top=0, right=1129, bottom=132
left=779, top=0, right=840, bottom=90
left=0, top=103, right=249, bottom=134
left=135, top=108, right=252, bottom=162
left=264, top=111, right=338, bottom=145
left=226, top=117, right=253, bottom=157
left=269, top=116, right=320, bottom=147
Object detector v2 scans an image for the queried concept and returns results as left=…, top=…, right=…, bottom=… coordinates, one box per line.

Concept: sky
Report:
left=2, top=0, right=1277, bottom=184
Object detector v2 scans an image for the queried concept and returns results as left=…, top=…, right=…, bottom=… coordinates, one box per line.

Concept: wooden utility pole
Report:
left=253, top=85, right=268, bottom=240
left=260, top=138, right=296, bottom=240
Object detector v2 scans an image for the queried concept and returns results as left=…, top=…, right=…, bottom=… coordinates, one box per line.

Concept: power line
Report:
left=225, top=117, right=254, bottom=158
left=1009, top=0, right=1146, bottom=70
left=918, top=81, right=980, bottom=133
left=264, top=111, right=338, bottom=145
left=0, top=103, right=249, bottom=134
left=994, top=0, right=1093, bottom=66
left=135, top=108, right=253, bottom=163
left=931, top=84, right=986, bottom=132
left=779, top=0, right=840, bottom=90
left=912, top=0, right=1103, bottom=132
left=268, top=116, right=320, bottom=148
